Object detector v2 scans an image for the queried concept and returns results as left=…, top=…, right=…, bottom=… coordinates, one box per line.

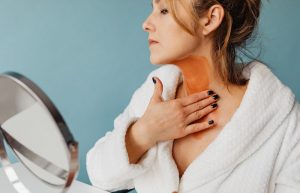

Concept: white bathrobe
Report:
left=86, top=61, right=300, bottom=193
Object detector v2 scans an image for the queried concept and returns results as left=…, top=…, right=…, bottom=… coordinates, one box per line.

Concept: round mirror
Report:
left=0, top=72, right=79, bottom=193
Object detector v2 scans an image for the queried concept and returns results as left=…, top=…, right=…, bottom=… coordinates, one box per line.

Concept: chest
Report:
left=172, top=128, right=222, bottom=178
left=172, top=81, right=248, bottom=178
left=172, top=81, right=238, bottom=179
left=172, top=83, right=221, bottom=178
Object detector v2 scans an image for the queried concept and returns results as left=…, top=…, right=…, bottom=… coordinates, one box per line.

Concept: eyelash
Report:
left=160, top=8, right=169, bottom=15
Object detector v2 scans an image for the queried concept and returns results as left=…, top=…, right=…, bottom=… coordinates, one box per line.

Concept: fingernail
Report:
left=212, top=94, right=219, bottom=100
left=208, top=120, right=214, bottom=125
left=152, top=77, right=156, bottom=84
left=207, top=90, right=214, bottom=96
left=211, top=103, right=218, bottom=108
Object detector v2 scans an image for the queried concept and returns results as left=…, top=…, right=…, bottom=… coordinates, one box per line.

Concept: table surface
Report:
left=0, top=162, right=109, bottom=193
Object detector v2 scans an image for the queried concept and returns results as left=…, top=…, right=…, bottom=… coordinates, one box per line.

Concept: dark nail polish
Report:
left=211, top=103, right=218, bottom=108
left=212, top=94, right=219, bottom=100
left=208, top=120, right=214, bottom=125
left=207, top=90, right=214, bottom=96
left=152, top=77, right=156, bottom=84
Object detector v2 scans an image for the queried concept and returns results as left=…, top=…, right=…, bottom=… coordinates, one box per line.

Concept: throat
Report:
left=172, top=55, right=215, bottom=95
left=172, top=55, right=249, bottom=139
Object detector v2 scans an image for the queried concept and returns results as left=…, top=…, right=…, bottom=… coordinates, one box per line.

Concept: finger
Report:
left=179, top=90, right=214, bottom=107
left=150, top=76, right=164, bottom=103
left=183, top=94, right=219, bottom=115
left=183, top=120, right=215, bottom=135
left=184, top=103, right=218, bottom=125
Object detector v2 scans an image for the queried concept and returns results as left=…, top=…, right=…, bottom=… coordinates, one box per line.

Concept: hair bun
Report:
left=223, top=0, right=261, bottom=46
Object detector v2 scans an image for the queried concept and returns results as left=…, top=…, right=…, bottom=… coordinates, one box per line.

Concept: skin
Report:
left=143, top=0, right=249, bottom=178
left=174, top=55, right=211, bottom=96
left=174, top=55, right=218, bottom=139
left=144, top=0, right=248, bottom=131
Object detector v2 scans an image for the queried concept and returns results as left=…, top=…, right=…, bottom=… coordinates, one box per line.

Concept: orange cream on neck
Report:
left=173, top=55, right=213, bottom=95
left=172, top=55, right=218, bottom=139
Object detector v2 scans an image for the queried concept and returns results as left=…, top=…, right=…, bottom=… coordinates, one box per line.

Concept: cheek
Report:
left=149, top=21, right=201, bottom=64
left=174, top=35, right=199, bottom=51
left=165, top=33, right=200, bottom=60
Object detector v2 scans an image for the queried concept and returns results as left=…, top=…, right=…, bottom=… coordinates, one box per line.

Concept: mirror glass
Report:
left=0, top=72, right=79, bottom=193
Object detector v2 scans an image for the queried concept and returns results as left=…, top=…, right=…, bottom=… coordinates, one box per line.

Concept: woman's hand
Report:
left=136, top=76, right=219, bottom=147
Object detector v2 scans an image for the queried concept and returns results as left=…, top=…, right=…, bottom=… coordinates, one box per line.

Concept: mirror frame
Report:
left=0, top=72, right=79, bottom=193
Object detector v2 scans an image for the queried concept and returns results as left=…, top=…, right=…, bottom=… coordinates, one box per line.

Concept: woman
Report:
left=86, top=0, right=300, bottom=193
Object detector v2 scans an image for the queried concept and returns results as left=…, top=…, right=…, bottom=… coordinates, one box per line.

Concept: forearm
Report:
left=125, top=120, right=155, bottom=164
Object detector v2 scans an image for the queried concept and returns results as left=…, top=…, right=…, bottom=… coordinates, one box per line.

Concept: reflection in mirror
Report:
left=0, top=72, right=79, bottom=193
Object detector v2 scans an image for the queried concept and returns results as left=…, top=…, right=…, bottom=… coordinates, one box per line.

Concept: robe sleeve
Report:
left=86, top=71, right=158, bottom=192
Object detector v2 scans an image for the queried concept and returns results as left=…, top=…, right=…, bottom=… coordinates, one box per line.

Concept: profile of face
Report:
left=142, top=0, right=224, bottom=65
left=142, top=0, right=203, bottom=65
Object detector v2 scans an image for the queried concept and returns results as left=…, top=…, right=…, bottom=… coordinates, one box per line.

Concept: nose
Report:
left=142, top=16, right=155, bottom=32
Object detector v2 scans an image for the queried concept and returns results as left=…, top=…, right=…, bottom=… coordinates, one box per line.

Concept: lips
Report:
left=148, top=38, right=159, bottom=46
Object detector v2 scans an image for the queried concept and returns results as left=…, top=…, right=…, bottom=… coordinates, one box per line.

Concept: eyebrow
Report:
left=151, top=0, right=160, bottom=8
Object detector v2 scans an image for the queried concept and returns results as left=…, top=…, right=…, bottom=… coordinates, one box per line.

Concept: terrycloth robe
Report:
left=86, top=61, right=300, bottom=193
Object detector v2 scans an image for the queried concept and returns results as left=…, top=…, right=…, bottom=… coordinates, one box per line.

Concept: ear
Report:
left=199, top=5, right=224, bottom=36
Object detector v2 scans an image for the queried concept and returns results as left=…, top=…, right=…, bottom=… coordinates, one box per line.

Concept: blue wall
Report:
left=0, top=0, right=299, bottom=186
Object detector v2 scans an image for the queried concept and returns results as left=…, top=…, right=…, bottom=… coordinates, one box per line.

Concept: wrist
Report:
left=132, top=119, right=157, bottom=149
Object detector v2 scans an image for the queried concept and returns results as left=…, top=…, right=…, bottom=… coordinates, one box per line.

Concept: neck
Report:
left=172, top=55, right=249, bottom=134
left=172, top=55, right=226, bottom=95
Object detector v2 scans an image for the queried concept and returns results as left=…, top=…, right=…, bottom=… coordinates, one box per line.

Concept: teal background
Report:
left=0, top=0, right=299, bottom=190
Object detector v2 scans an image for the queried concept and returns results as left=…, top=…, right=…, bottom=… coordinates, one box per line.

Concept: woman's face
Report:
left=143, top=0, right=204, bottom=64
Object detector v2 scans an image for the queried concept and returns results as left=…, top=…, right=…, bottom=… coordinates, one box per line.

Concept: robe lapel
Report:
left=176, top=62, right=296, bottom=192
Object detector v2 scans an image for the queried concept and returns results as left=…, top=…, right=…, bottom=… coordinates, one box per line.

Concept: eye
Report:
left=160, top=8, right=169, bottom=15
